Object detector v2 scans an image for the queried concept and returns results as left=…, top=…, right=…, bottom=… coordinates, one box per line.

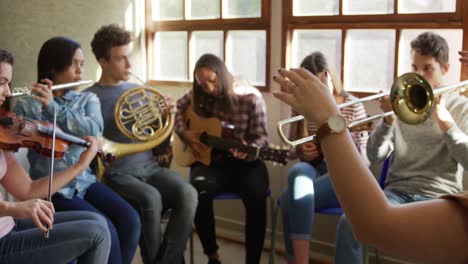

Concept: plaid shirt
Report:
left=175, top=85, right=268, bottom=147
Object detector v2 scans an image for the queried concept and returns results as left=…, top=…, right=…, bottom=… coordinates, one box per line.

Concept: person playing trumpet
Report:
left=334, top=32, right=468, bottom=264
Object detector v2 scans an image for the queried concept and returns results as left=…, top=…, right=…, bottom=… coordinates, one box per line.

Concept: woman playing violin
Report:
left=0, top=48, right=111, bottom=264
left=12, top=37, right=141, bottom=264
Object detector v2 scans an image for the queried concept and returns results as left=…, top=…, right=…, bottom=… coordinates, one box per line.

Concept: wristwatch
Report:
left=316, top=114, right=347, bottom=143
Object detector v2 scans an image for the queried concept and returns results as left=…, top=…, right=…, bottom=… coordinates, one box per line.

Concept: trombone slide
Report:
left=278, top=111, right=394, bottom=146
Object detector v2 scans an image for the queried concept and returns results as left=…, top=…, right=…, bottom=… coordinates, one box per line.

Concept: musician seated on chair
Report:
left=336, top=32, right=468, bottom=264
left=174, top=53, right=270, bottom=264
left=0, top=47, right=112, bottom=264
left=85, top=24, right=197, bottom=264
left=13, top=37, right=141, bottom=264
left=278, top=51, right=369, bottom=264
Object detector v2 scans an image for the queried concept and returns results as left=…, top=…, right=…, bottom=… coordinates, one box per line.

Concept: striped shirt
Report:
left=289, top=94, right=369, bottom=158
left=175, top=85, right=268, bottom=147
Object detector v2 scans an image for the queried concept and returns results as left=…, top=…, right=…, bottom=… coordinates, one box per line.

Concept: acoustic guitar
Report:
left=173, top=106, right=289, bottom=167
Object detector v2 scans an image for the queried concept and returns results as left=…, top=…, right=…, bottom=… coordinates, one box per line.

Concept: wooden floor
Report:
left=131, top=232, right=282, bottom=264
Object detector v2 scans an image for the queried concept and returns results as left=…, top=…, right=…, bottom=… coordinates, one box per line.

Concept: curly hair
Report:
left=91, top=24, right=131, bottom=60
left=411, top=32, right=449, bottom=67
left=0, top=48, right=14, bottom=66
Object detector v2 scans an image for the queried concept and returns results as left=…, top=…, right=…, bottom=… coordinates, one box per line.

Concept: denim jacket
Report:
left=13, top=90, right=103, bottom=199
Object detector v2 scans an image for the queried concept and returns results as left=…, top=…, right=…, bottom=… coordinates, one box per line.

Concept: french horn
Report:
left=100, top=76, right=174, bottom=161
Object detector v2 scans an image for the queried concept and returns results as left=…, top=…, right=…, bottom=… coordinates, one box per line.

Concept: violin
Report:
left=0, top=112, right=114, bottom=161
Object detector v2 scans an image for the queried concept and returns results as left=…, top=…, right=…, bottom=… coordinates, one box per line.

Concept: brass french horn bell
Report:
left=100, top=85, right=174, bottom=160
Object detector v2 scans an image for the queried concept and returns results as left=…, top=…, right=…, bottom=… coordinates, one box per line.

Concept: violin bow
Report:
left=45, top=107, right=57, bottom=238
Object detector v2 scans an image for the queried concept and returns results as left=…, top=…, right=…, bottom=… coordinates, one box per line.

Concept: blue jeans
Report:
left=0, top=211, right=111, bottom=264
left=52, top=182, right=141, bottom=264
left=280, top=161, right=339, bottom=261
left=104, top=162, right=198, bottom=264
left=335, top=190, right=433, bottom=264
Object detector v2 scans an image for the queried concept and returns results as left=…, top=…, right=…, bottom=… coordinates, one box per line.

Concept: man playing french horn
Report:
left=85, top=24, right=198, bottom=264
left=335, top=32, right=468, bottom=264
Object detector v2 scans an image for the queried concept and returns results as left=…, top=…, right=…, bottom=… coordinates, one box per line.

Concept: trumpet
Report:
left=278, top=73, right=468, bottom=146
left=11, top=80, right=93, bottom=97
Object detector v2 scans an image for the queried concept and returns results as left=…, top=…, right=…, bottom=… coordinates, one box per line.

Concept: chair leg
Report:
left=375, top=247, right=381, bottom=264
left=190, top=230, right=194, bottom=264
left=362, top=245, right=369, bottom=264
left=269, top=197, right=276, bottom=264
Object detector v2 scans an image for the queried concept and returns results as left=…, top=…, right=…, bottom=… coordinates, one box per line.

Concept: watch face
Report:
left=329, top=115, right=346, bottom=132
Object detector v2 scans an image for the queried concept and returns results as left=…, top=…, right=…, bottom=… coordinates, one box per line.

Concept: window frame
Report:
left=145, top=0, right=271, bottom=91
left=282, top=0, right=468, bottom=95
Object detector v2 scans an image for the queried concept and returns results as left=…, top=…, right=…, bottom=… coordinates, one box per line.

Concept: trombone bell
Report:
left=390, top=73, right=433, bottom=124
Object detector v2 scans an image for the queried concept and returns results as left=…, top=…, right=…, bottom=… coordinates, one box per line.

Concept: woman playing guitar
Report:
left=175, top=53, right=270, bottom=264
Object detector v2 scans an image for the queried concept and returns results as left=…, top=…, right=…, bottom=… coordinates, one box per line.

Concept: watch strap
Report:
left=316, top=122, right=332, bottom=143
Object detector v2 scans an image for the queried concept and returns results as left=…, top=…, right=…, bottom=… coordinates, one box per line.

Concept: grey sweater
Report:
left=367, top=94, right=468, bottom=197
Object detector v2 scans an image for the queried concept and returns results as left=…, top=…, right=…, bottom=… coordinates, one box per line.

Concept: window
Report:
left=146, top=0, right=270, bottom=90
left=283, top=0, right=468, bottom=93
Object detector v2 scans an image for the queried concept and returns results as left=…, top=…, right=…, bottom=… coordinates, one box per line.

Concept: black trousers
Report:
left=190, top=158, right=269, bottom=264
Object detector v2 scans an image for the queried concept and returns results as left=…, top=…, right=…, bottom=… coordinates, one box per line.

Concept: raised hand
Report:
left=273, top=68, right=339, bottom=126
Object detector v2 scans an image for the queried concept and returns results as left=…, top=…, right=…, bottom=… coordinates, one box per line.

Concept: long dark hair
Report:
left=37, top=36, right=81, bottom=82
left=192, top=54, right=237, bottom=117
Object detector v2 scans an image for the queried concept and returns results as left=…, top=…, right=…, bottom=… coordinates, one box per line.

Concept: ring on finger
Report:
left=287, top=82, right=297, bottom=92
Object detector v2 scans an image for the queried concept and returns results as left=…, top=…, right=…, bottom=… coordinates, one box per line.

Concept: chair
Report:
left=189, top=190, right=276, bottom=264
left=271, top=157, right=390, bottom=264
left=317, top=157, right=389, bottom=264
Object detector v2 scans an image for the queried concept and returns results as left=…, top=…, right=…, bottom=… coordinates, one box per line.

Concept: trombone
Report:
left=11, top=80, right=93, bottom=97
left=278, top=72, right=468, bottom=146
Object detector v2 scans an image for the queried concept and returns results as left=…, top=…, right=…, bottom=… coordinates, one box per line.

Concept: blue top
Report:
left=13, top=90, right=103, bottom=199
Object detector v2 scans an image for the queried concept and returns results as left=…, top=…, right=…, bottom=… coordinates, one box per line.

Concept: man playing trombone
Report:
left=336, top=32, right=468, bottom=264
